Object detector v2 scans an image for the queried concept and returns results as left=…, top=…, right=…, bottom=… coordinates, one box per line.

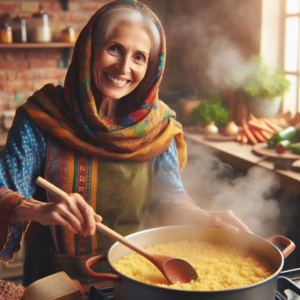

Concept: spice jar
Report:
left=28, top=5, right=52, bottom=42
left=0, top=23, right=12, bottom=43
left=61, top=26, right=76, bottom=43
left=12, top=16, right=27, bottom=43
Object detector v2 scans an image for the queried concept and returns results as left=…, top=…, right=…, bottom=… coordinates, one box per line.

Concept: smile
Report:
left=106, top=73, right=128, bottom=87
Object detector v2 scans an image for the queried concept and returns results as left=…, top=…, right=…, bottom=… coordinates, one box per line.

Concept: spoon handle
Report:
left=36, top=176, right=69, bottom=198
left=96, top=222, right=151, bottom=258
left=35, top=176, right=152, bottom=259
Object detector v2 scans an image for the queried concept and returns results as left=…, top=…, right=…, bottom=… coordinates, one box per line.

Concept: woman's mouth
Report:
left=106, top=73, right=128, bottom=87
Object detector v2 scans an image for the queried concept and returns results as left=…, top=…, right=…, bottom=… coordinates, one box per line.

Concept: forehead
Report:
left=107, top=23, right=152, bottom=52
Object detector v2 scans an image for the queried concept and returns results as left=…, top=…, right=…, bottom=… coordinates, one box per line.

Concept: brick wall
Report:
left=0, top=0, right=261, bottom=128
left=0, top=0, right=110, bottom=123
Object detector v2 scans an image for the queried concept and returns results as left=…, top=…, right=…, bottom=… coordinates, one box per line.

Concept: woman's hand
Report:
left=160, top=200, right=252, bottom=234
left=11, top=194, right=102, bottom=236
left=192, top=207, right=252, bottom=233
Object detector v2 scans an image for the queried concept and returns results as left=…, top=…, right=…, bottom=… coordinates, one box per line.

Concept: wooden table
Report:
left=184, top=129, right=300, bottom=194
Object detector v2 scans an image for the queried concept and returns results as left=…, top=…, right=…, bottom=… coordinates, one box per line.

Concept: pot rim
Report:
left=107, top=225, right=288, bottom=293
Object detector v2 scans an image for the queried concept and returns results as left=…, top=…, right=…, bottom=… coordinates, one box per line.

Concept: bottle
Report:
left=0, top=23, right=12, bottom=43
left=28, top=5, right=52, bottom=42
left=12, top=16, right=27, bottom=43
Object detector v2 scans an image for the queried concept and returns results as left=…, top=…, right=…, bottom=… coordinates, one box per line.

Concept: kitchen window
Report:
left=283, top=0, right=300, bottom=114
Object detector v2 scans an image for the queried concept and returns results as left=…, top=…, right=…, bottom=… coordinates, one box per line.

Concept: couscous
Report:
left=114, top=240, right=273, bottom=291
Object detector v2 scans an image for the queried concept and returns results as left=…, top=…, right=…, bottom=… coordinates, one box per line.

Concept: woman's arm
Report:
left=0, top=111, right=46, bottom=261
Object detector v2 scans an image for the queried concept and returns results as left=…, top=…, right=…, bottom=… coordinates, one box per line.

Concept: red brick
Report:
left=40, top=68, right=67, bottom=79
left=81, top=3, right=106, bottom=12
left=62, top=13, right=92, bottom=24
left=5, top=51, right=25, bottom=61
left=0, top=2, right=18, bottom=11
left=6, top=70, right=17, bottom=80
left=16, top=69, right=42, bottom=80
left=29, top=60, right=58, bottom=69
left=31, top=79, right=60, bottom=90
left=2, top=80, right=28, bottom=92
left=0, top=61, right=29, bottom=70
left=26, top=50, right=52, bottom=60
left=0, top=71, right=6, bottom=80
left=68, top=3, right=81, bottom=12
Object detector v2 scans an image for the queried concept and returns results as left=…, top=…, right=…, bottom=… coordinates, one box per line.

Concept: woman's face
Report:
left=92, top=23, right=152, bottom=101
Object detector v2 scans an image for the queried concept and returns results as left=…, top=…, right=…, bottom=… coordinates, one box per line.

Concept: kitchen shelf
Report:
left=0, top=42, right=75, bottom=49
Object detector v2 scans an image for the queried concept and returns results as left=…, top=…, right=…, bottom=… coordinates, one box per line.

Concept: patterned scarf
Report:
left=17, top=0, right=187, bottom=170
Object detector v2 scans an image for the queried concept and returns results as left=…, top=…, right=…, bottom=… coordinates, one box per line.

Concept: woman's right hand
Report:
left=11, top=194, right=102, bottom=236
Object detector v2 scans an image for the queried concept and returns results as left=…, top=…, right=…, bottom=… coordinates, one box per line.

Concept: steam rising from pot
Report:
left=182, top=142, right=281, bottom=238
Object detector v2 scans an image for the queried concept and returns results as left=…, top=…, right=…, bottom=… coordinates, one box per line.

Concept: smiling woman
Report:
left=92, top=5, right=162, bottom=116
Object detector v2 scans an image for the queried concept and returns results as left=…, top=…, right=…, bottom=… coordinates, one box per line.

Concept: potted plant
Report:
left=231, top=55, right=290, bottom=117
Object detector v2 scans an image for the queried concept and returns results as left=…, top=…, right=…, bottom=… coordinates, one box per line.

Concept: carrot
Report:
left=251, top=128, right=267, bottom=143
left=247, top=119, right=275, bottom=134
left=259, top=129, right=273, bottom=141
left=262, top=118, right=283, bottom=132
left=241, top=133, right=248, bottom=144
left=242, top=121, right=258, bottom=144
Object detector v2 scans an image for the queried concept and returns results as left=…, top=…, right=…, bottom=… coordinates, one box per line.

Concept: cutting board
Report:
left=291, top=160, right=300, bottom=172
left=252, top=143, right=300, bottom=160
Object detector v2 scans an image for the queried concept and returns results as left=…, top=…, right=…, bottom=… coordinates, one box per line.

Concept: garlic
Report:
left=204, top=121, right=219, bottom=135
left=224, top=121, right=239, bottom=136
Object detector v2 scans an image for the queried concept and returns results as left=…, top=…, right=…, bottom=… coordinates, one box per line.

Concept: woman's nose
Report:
left=117, top=56, right=131, bottom=74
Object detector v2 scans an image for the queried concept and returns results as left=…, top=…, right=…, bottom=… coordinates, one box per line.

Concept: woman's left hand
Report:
left=160, top=201, right=252, bottom=234
left=192, top=207, right=252, bottom=233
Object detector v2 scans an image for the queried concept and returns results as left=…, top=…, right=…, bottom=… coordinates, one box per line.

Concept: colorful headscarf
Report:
left=18, top=0, right=187, bottom=170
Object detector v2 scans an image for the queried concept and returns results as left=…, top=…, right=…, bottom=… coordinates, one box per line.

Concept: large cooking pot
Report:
left=85, top=225, right=295, bottom=300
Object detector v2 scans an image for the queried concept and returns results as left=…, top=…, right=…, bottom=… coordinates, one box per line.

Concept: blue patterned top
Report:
left=0, top=110, right=186, bottom=261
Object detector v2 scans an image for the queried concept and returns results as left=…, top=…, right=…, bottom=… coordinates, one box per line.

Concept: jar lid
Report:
left=12, top=14, right=27, bottom=22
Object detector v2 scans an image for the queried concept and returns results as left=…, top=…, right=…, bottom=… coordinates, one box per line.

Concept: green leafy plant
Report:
left=232, top=55, right=290, bottom=101
left=190, top=94, right=229, bottom=127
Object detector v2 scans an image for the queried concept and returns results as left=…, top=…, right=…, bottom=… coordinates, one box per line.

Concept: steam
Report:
left=182, top=142, right=281, bottom=238
left=163, top=0, right=261, bottom=96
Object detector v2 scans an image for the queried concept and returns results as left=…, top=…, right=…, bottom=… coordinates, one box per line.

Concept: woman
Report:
left=0, top=0, right=250, bottom=287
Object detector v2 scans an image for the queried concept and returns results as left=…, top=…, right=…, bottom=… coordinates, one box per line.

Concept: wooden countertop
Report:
left=184, top=129, right=300, bottom=194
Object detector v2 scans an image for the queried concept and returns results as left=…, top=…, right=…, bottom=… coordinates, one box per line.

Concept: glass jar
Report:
left=61, top=26, right=76, bottom=43
left=0, top=23, right=12, bottom=43
left=28, top=6, right=52, bottom=42
left=12, top=16, right=27, bottom=43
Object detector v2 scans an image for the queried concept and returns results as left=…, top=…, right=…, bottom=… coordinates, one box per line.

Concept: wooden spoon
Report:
left=35, top=176, right=198, bottom=284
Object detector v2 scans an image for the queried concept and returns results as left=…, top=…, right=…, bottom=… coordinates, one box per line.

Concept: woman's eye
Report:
left=107, top=45, right=120, bottom=54
left=135, top=53, right=147, bottom=63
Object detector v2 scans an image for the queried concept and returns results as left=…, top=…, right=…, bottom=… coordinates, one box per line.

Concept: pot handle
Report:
left=85, top=254, right=121, bottom=281
left=267, top=235, right=295, bottom=258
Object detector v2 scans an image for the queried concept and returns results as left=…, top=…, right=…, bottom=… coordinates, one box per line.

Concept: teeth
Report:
left=107, top=74, right=127, bottom=86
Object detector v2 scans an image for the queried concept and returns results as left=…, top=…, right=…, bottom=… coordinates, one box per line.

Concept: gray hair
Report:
left=93, top=5, right=161, bottom=64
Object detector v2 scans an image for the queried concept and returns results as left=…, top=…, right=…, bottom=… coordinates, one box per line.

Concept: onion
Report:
left=204, top=121, right=219, bottom=135
left=224, top=121, right=239, bottom=136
